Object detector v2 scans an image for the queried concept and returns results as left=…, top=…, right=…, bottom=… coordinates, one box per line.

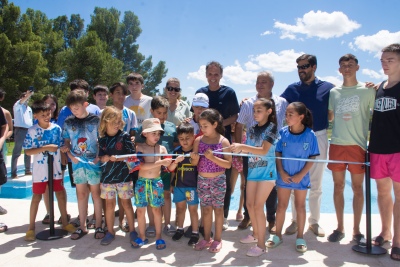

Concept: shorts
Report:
left=370, top=152, right=400, bottom=182
left=197, top=174, right=226, bottom=208
left=100, top=182, right=134, bottom=200
left=161, top=171, right=171, bottom=191
left=32, top=179, right=64, bottom=195
left=327, top=144, right=366, bottom=174
left=173, top=187, right=199, bottom=206
left=73, top=167, right=101, bottom=185
left=134, top=177, right=164, bottom=208
left=232, top=156, right=243, bottom=172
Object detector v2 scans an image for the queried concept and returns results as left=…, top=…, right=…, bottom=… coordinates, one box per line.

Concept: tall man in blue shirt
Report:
left=11, top=90, right=33, bottom=178
left=280, top=54, right=334, bottom=237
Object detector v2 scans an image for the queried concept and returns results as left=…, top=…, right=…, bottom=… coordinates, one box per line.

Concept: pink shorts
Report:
left=370, top=152, right=400, bottom=182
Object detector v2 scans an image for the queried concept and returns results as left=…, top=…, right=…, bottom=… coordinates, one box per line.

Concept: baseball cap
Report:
left=192, top=93, right=209, bottom=108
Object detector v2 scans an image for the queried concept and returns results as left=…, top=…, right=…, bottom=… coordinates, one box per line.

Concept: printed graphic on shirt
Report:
left=335, top=95, right=360, bottom=120
left=374, top=97, right=398, bottom=112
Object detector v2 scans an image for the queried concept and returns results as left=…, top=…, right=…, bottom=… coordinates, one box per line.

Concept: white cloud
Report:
left=274, top=10, right=361, bottom=40
left=247, top=49, right=304, bottom=72
left=187, top=65, right=208, bottom=83
left=244, top=61, right=260, bottom=71
left=223, top=60, right=257, bottom=85
left=261, top=30, right=275, bottom=36
left=318, top=75, right=342, bottom=87
left=353, top=30, right=400, bottom=56
left=362, top=68, right=386, bottom=80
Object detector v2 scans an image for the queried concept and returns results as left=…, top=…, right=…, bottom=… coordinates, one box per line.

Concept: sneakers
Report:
left=172, top=228, right=184, bottom=241
left=184, top=225, right=192, bottom=238
left=63, top=223, right=77, bottom=234
left=309, top=224, right=325, bottom=237
left=284, top=221, right=298, bottom=235
left=222, top=218, right=229, bottom=230
left=238, top=217, right=251, bottom=230
left=188, top=232, right=200, bottom=246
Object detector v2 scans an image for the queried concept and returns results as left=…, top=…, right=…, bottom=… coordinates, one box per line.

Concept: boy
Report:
left=135, top=96, right=178, bottom=237
left=168, top=123, right=200, bottom=246
left=132, top=118, right=173, bottom=249
left=93, top=85, right=109, bottom=110
left=327, top=54, right=375, bottom=244
left=189, top=93, right=209, bottom=137
left=369, top=43, right=400, bottom=262
left=109, top=82, right=138, bottom=231
left=24, top=100, right=76, bottom=241
left=124, top=73, right=152, bottom=126
left=61, top=90, right=104, bottom=240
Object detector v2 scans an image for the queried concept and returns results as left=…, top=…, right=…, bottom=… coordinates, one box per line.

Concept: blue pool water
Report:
left=12, top=167, right=379, bottom=214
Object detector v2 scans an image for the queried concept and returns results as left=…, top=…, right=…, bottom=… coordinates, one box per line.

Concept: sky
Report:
left=11, top=0, right=400, bottom=104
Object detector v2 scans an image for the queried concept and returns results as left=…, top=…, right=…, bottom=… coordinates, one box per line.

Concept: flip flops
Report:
left=156, top=239, right=166, bottom=250
left=296, top=238, right=307, bottom=253
left=328, top=230, right=345, bottom=242
left=70, top=228, right=88, bottom=240
left=131, top=237, right=149, bottom=248
left=25, top=230, right=36, bottom=241
left=373, top=235, right=390, bottom=247
left=94, top=227, right=106, bottom=239
left=100, top=232, right=115, bottom=245
left=266, top=235, right=283, bottom=248
left=390, top=247, right=400, bottom=261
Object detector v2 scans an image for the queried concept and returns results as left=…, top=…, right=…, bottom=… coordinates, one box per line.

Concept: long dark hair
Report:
left=290, top=102, right=313, bottom=129
left=42, top=94, right=59, bottom=120
left=254, top=98, right=277, bottom=126
left=199, top=108, right=225, bottom=136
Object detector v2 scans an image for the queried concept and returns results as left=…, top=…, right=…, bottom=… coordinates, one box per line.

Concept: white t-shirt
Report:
left=124, top=94, right=152, bottom=126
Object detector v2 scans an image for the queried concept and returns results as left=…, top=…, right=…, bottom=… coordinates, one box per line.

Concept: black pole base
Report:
left=36, top=229, right=68, bottom=241
left=352, top=244, right=387, bottom=255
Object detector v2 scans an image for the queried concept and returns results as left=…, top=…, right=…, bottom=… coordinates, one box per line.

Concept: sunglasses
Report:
left=297, top=63, right=311, bottom=70
left=166, top=86, right=181, bottom=92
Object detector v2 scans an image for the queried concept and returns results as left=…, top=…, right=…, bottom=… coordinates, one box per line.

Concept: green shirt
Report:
left=328, top=82, right=375, bottom=149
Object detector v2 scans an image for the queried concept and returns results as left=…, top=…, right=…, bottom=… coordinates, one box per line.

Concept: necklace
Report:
left=144, top=141, right=156, bottom=162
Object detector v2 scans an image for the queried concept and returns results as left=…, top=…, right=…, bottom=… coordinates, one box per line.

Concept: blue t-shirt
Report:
left=281, top=78, right=334, bottom=132
left=98, top=130, right=135, bottom=184
left=196, top=85, right=239, bottom=142
left=23, top=123, right=63, bottom=183
left=171, top=146, right=197, bottom=188
left=57, top=104, right=100, bottom=128
left=135, top=120, right=178, bottom=153
left=246, top=122, right=278, bottom=181
left=62, top=114, right=100, bottom=170
left=275, top=126, right=319, bottom=190
left=122, top=107, right=138, bottom=133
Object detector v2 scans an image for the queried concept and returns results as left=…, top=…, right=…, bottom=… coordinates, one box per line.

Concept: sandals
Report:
left=94, top=227, right=106, bottom=239
left=42, top=214, right=50, bottom=224
left=163, top=224, right=176, bottom=237
left=145, top=226, right=156, bottom=238
left=327, top=230, right=345, bottom=242
left=156, top=239, right=166, bottom=250
left=209, top=240, right=222, bottom=253
left=0, top=223, right=8, bottom=233
left=119, top=222, right=129, bottom=232
left=100, top=232, right=115, bottom=245
left=57, top=214, right=71, bottom=225
left=247, top=245, right=266, bottom=257
left=391, top=247, right=400, bottom=261
left=131, top=237, right=149, bottom=248
left=373, top=235, right=390, bottom=247
left=352, top=233, right=366, bottom=245
left=130, top=231, right=139, bottom=242
left=87, top=219, right=96, bottom=229
left=296, top=238, right=307, bottom=253
left=266, top=235, right=282, bottom=248
left=71, top=228, right=88, bottom=240
left=25, top=230, right=36, bottom=241
left=194, top=239, right=213, bottom=251
left=240, top=234, right=258, bottom=244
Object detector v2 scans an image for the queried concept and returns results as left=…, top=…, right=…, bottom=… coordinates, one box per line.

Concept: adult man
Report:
left=196, top=61, right=239, bottom=230
left=327, top=54, right=375, bottom=243
left=369, top=43, right=400, bottom=262
left=281, top=54, right=334, bottom=237
left=11, top=90, right=33, bottom=178
left=235, top=71, right=287, bottom=232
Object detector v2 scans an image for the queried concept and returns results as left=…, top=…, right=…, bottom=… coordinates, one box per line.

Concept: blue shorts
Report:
left=173, top=187, right=199, bottom=206
left=134, top=177, right=164, bottom=208
left=73, top=167, right=101, bottom=185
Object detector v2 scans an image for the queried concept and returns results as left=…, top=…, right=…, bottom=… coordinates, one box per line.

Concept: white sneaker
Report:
left=222, top=218, right=229, bottom=230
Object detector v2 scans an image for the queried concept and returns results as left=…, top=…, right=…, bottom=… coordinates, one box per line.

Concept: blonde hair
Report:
left=99, top=106, right=125, bottom=137
left=164, top=77, right=181, bottom=99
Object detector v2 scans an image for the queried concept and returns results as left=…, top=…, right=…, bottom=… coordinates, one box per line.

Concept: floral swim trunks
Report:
left=134, top=177, right=164, bottom=208
left=100, top=182, right=134, bottom=200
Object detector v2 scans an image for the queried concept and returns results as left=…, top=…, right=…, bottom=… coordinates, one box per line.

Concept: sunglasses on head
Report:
left=297, top=63, right=311, bottom=70
left=166, top=86, right=181, bottom=92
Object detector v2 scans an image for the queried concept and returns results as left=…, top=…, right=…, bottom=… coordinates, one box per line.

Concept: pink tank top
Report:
left=197, top=137, right=226, bottom=173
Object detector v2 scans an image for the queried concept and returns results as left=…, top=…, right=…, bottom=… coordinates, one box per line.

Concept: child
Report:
left=267, top=102, right=319, bottom=253
left=191, top=109, right=232, bottom=253
left=61, top=90, right=105, bottom=240
left=132, top=118, right=173, bottom=249
left=231, top=98, right=278, bottom=257
left=189, top=93, right=209, bottom=137
left=135, top=96, right=178, bottom=237
left=23, top=100, right=76, bottom=241
left=97, top=106, right=137, bottom=246
left=168, top=123, right=200, bottom=246
left=124, top=73, right=152, bottom=126
left=230, top=121, right=246, bottom=222
left=93, top=85, right=109, bottom=110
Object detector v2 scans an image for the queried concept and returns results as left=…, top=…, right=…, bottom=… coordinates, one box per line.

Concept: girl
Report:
left=230, top=98, right=278, bottom=257
left=191, top=109, right=232, bottom=253
left=98, top=106, right=137, bottom=246
left=267, top=102, right=319, bottom=253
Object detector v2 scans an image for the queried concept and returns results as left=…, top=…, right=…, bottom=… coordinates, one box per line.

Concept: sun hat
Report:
left=192, top=93, right=209, bottom=108
left=142, top=118, right=164, bottom=134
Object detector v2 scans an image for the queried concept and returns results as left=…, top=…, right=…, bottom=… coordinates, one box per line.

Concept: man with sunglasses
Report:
left=195, top=61, right=240, bottom=231
left=280, top=54, right=334, bottom=238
